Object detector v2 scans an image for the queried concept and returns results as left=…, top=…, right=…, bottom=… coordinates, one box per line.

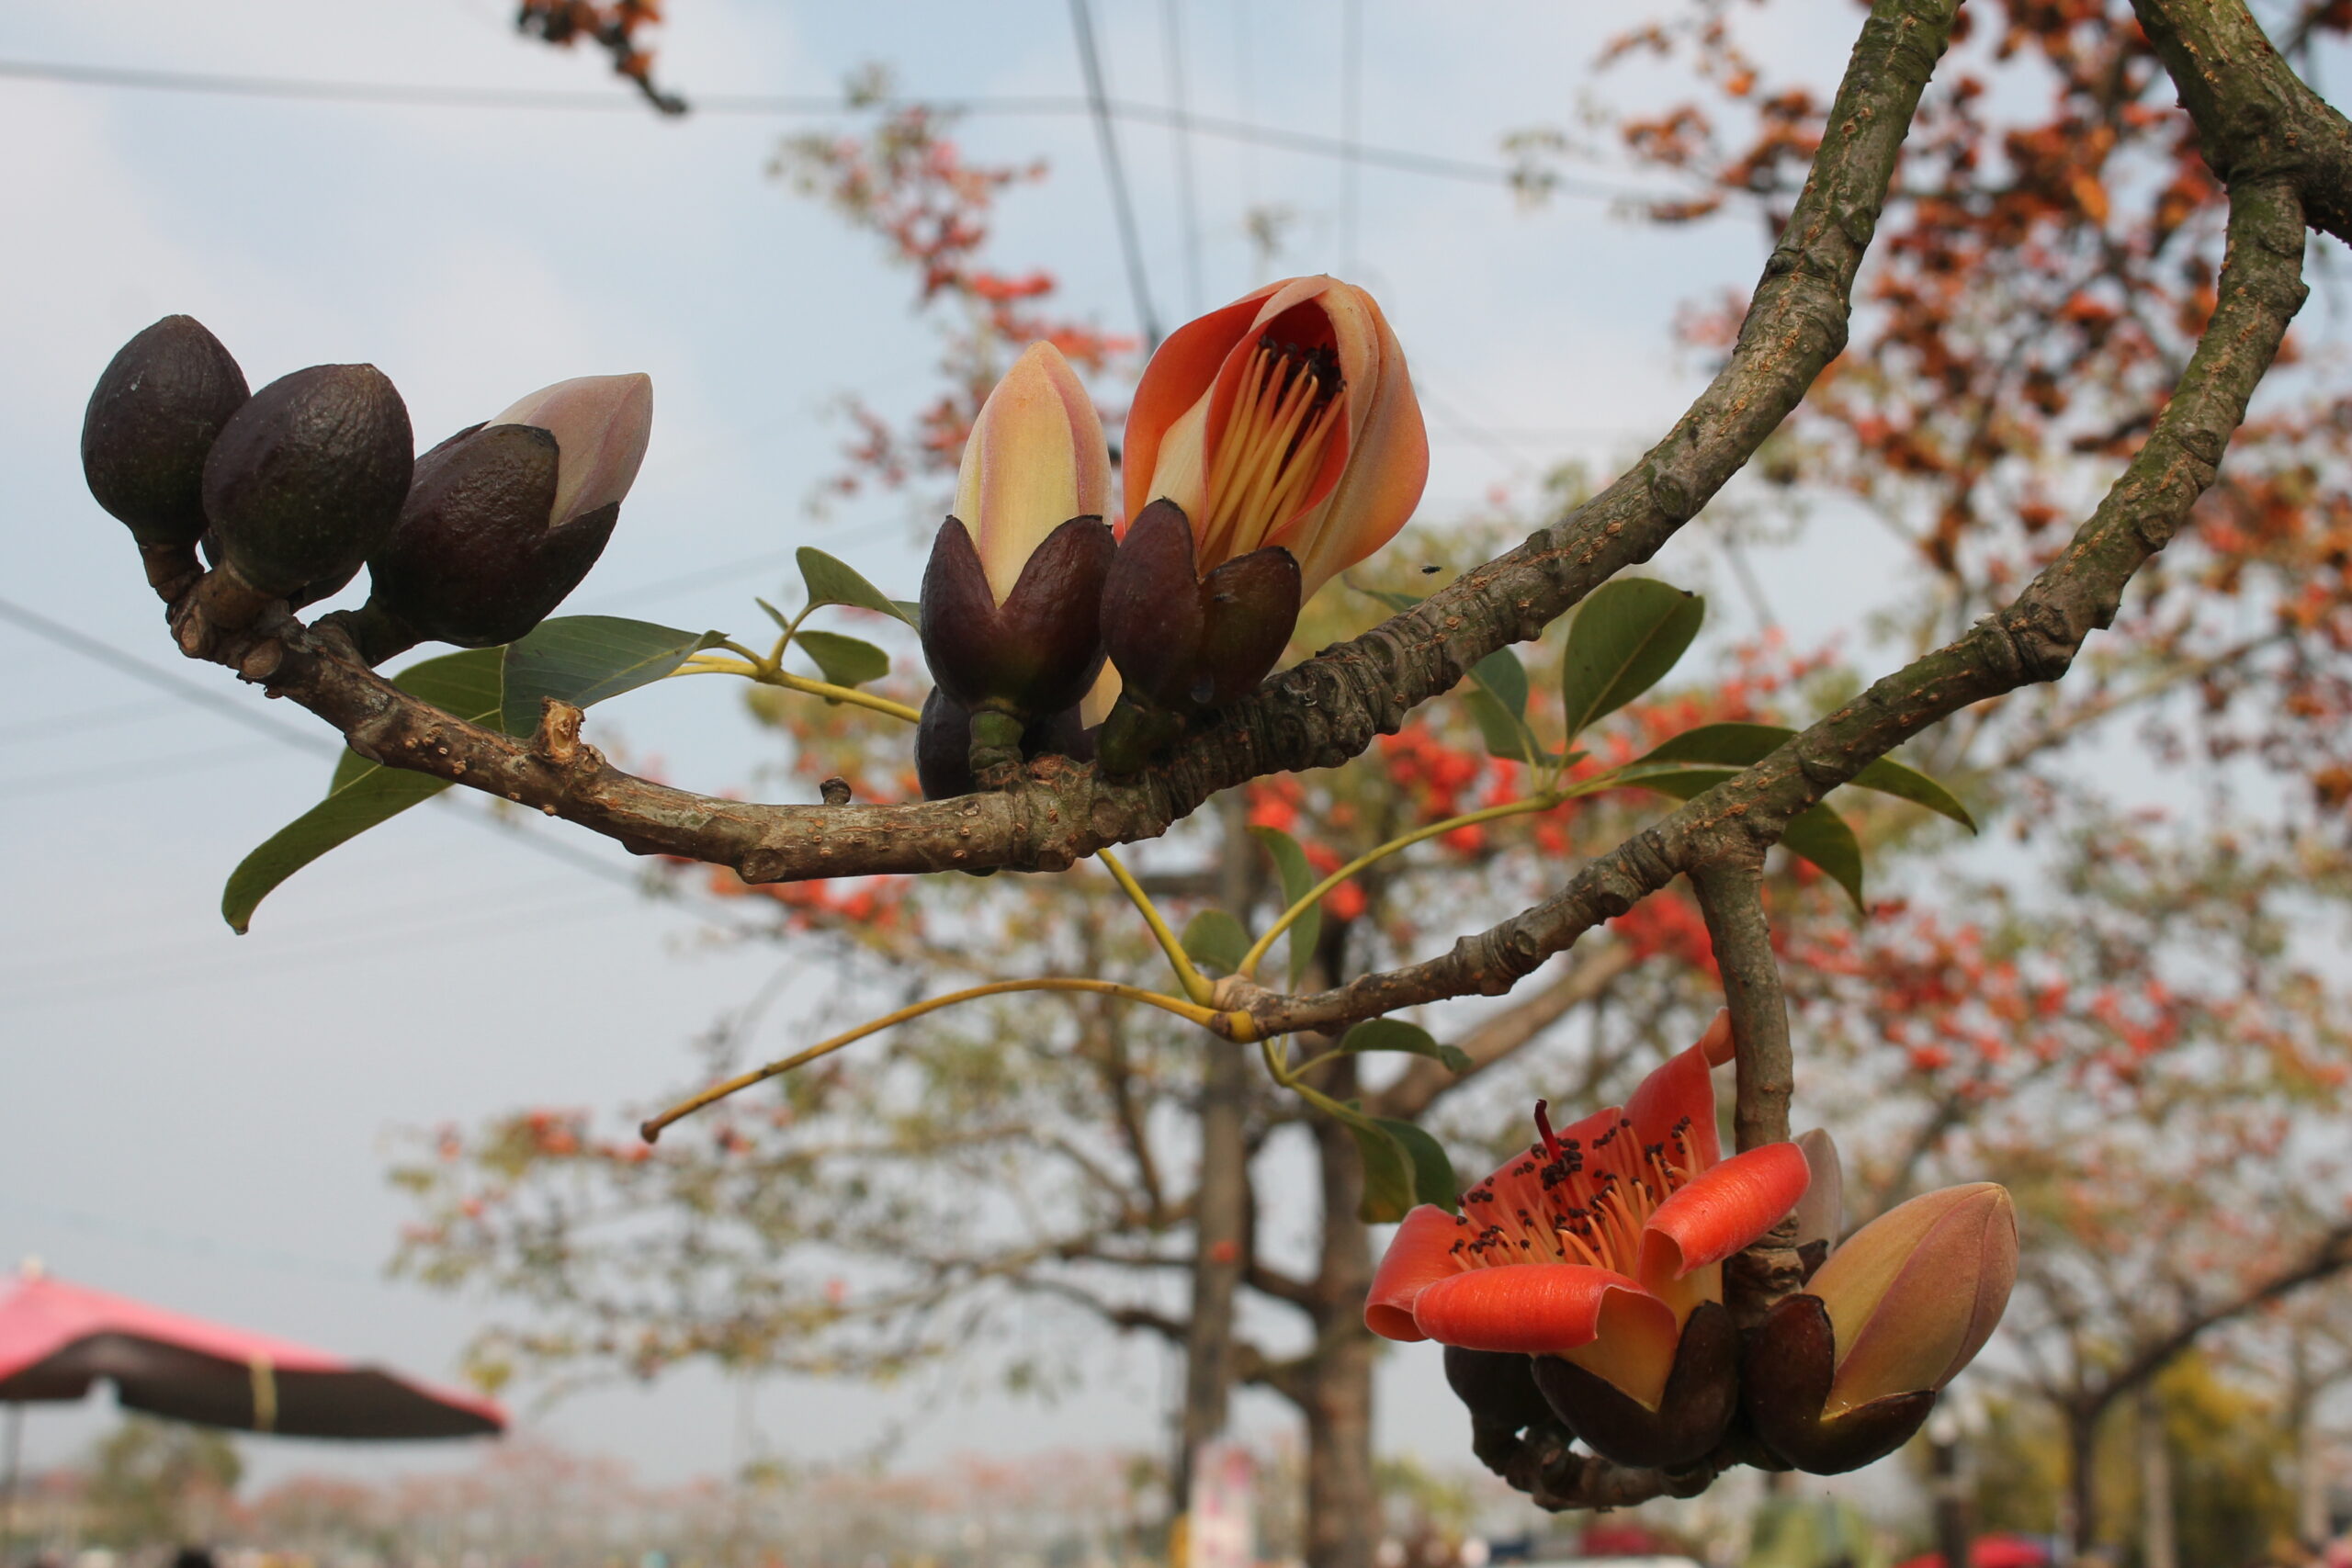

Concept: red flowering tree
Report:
left=74, top=0, right=2352, bottom=1563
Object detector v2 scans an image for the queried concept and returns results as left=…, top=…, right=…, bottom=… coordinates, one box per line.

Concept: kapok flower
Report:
left=919, top=343, right=1117, bottom=739
left=1123, top=276, right=1427, bottom=598
left=353, top=373, right=653, bottom=660
left=1741, top=1180, right=2018, bottom=1474
left=1368, top=1013, right=1810, bottom=1466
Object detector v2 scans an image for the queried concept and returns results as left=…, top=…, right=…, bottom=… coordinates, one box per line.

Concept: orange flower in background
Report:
left=1123, top=275, right=1429, bottom=595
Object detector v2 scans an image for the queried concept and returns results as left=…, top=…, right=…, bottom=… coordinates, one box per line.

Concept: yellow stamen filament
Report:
left=1197, top=340, right=1345, bottom=565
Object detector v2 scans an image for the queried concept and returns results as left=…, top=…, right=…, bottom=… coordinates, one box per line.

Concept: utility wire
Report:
left=0, top=595, right=744, bottom=923
left=1159, top=0, right=1205, bottom=314
left=1067, top=0, right=1164, bottom=350
left=0, top=56, right=1661, bottom=200
left=1340, top=0, right=1363, bottom=276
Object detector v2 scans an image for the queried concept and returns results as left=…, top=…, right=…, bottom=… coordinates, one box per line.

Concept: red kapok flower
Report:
left=1366, top=1013, right=1811, bottom=1413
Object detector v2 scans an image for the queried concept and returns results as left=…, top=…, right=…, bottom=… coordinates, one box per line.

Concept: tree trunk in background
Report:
left=2064, top=1403, right=2101, bottom=1565
left=1172, top=797, right=1257, bottom=1551
left=1303, top=1061, right=1378, bottom=1568
left=2294, top=1344, right=2331, bottom=1551
left=1927, top=1418, right=1972, bottom=1568
left=2137, top=1384, right=2176, bottom=1568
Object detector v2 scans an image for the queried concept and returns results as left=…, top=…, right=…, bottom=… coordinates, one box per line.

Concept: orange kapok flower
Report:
left=1123, top=275, right=1428, bottom=599
left=1367, top=1013, right=1809, bottom=1465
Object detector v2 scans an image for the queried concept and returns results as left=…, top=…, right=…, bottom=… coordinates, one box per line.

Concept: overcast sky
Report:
left=0, top=0, right=1917, bottom=1498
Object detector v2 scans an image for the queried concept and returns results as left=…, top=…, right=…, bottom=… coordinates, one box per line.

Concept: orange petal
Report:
left=1274, top=283, right=1428, bottom=596
left=1638, top=1142, right=1812, bottom=1290
left=1553, top=1286, right=1685, bottom=1412
left=1409, top=1264, right=1668, bottom=1368
left=1364, top=1204, right=1465, bottom=1342
left=1121, top=283, right=1284, bottom=527
left=1624, top=1010, right=1734, bottom=1172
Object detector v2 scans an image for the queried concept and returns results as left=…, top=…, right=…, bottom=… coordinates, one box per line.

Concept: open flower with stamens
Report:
left=1123, top=276, right=1427, bottom=597
left=1095, top=277, right=1425, bottom=771
left=1368, top=1013, right=1811, bottom=1467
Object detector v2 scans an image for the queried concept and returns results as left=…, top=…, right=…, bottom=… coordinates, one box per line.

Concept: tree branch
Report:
left=1236, top=167, right=2309, bottom=1043
left=1364, top=944, right=1639, bottom=1121
left=165, top=0, right=1959, bottom=889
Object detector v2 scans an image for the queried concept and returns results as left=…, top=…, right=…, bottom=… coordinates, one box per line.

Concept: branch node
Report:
left=532, top=697, right=585, bottom=767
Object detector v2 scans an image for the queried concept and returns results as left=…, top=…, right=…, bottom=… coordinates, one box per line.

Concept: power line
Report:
left=1159, top=0, right=1204, bottom=314
left=0, top=595, right=745, bottom=923
left=0, top=57, right=1659, bottom=201
left=1067, top=0, right=1164, bottom=350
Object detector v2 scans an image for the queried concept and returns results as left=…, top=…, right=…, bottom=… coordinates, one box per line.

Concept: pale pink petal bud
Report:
left=1809, top=1182, right=2018, bottom=1416
left=1793, top=1128, right=1844, bottom=1254
left=954, top=343, right=1113, bottom=604
left=487, top=372, right=653, bottom=527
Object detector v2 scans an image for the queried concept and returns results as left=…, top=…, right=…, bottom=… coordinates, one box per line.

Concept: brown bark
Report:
left=1302, top=1067, right=1378, bottom=1568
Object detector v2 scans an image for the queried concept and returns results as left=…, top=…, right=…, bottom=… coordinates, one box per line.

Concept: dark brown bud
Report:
left=1101, top=498, right=1300, bottom=717
left=82, top=315, right=250, bottom=548
left=201, top=364, right=413, bottom=602
left=1738, top=1292, right=1937, bottom=1475
left=918, top=514, right=1114, bottom=720
left=1530, top=1300, right=1738, bottom=1471
left=362, top=423, right=617, bottom=649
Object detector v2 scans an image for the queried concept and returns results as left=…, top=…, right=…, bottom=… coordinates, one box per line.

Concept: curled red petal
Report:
left=1120, top=285, right=1283, bottom=528
left=1625, top=1010, right=1733, bottom=1170
left=1409, top=1263, right=1666, bottom=1358
left=1364, top=1204, right=1464, bottom=1342
left=1638, top=1142, right=1812, bottom=1290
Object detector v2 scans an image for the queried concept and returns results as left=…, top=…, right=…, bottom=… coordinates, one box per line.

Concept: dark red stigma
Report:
left=1533, top=1099, right=1565, bottom=1161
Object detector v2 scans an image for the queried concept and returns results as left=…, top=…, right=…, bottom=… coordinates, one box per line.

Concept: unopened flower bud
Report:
left=353, top=374, right=651, bottom=657
left=1742, top=1182, right=2018, bottom=1474
left=200, top=364, right=414, bottom=607
left=83, top=316, right=250, bottom=550
left=919, top=344, right=1115, bottom=734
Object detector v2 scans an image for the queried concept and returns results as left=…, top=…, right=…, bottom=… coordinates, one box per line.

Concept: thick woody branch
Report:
left=2132, top=0, right=2352, bottom=245
left=1238, top=173, right=2309, bottom=1043
left=169, top=0, right=1959, bottom=885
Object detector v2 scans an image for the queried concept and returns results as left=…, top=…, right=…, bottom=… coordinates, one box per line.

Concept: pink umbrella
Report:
left=0, top=1270, right=503, bottom=1439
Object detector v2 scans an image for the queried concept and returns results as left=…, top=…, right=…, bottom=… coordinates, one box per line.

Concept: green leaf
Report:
left=1630, top=768, right=1867, bottom=910
left=796, top=630, right=892, bottom=690
left=228, top=648, right=506, bottom=933
left=1470, top=646, right=1529, bottom=717
left=1463, top=645, right=1539, bottom=762
left=1339, top=1019, right=1473, bottom=1075
left=1559, top=579, right=1705, bottom=740
left=754, top=597, right=794, bottom=634
left=231, top=618, right=719, bottom=932
left=501, top=615, right=724, bottom=733
left=1632, top=721, right=1976, bottom=831
left=1376, top=1118, right=1461, bottom=1213
left=1356, top=585, right=1425, bottom=615
left=1462, top=686, right=1533, bottom=763
left=1250, top=825, right=1324, bottom=989
left=797, top=547, right=914, bottom=625
left=891, top=599, right=924, bottom=625
left=1182, top=909, right=1250, bottom=976
left=1343, top=1119, right=1419, bottom=1224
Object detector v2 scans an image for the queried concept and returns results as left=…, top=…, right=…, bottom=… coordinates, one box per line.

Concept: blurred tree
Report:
left=83, top=1416, right=240, bottom=1550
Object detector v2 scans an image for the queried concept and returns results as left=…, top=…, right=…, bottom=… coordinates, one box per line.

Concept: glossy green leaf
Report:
left=1340, top=1019, right=1474, bottom=1075
left=1631, top=768, right=1867, bottom=910
left=891, top=599, right=924, bottom=625
left=1464, top=646, right=1539, bottom=761
left=227, top=649, right=506, bottom=933
left=1631, top=721, right=1975, bottom=831
left=1182, top=909, right=1250, bottom=976
left=1377, top=1117, right=1462, bottom=1213
left=797, top=547, right=914, bottom=625
left=796, top=630, right=892, bottom=690
left=1470, top=645, right=1529, bottom=717
left=1344, top=1119, right=1419, bottom=1224
left=1251, top=824, right=1323, bottom=988
left=500, top=615, right=724, bottom=733
left=754, top=597, right=794, bottom=634
left=1559, top=579, right=1705, bottom=740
